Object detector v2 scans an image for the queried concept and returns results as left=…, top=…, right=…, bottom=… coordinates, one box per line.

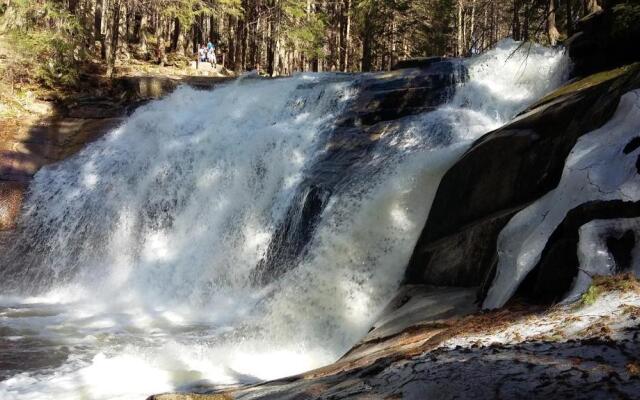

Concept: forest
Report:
left=0, top=0, right=619, bottom=87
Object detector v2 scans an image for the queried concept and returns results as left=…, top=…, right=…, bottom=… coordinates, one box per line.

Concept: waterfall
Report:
left=0, top=40, right=568, bottom=400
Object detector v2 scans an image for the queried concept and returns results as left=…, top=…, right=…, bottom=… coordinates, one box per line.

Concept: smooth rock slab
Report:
left=149, top=333, right=640, bottom=400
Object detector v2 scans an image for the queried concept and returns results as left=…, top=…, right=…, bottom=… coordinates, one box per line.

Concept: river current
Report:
left=0, top=40, right=568, bottom=400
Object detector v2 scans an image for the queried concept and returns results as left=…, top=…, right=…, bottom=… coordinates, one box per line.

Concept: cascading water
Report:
left=0, top=40, right=568, bottom=400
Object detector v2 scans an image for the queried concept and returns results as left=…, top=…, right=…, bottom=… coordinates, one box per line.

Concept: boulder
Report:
left=405, top=64, right=640, bottom=297
left=392, top=56, right=446, bottom=70
left=519, top=199, right=640, bottom=304
left=566, top=1, right=640, bottom=77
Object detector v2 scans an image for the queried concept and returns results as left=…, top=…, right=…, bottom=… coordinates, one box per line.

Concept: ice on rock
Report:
left=562, top=218, right=640, bottom=302
left=484, top=90, right=640, bottom=309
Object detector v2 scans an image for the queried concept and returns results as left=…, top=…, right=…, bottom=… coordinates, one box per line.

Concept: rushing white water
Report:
left=0, top=40, right=568, bottom=400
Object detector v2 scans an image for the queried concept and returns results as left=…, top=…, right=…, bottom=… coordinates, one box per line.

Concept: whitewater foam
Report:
left=0, top=40, right=568, bottom=399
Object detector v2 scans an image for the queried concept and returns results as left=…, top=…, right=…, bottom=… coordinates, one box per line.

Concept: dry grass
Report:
left=577, top=273, right=640, bottom=308
left=591, top=273, right=640, bottom=293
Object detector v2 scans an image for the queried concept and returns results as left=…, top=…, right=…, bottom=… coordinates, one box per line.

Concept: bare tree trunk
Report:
left=94, top=0, right=104, bottom=57
left=547, top=0, right=560, bottom=46
left=125, top=5, right=131, bottom=43
left=389, top=16, right=396, bottom=70
left=457, top=0, right=464, bottom=56
left=68, top=0, right=78, bottom=15
left=339, top=0, right=351, bottom=71
left=157, top=36, right=166, bottom=66
left=522, top=1, right=530, bottom=41
left=171, top=17, right=181, bottom=52
left=267, top=17, right=274, bottom=75
left=105, top=0, right=121, bottom=77
left=133, top=12, right=143, bottom=43
left=584, top=0, right=601, bottom=14
left=566, top=0, right=573, bottom=35
left=361, top=5, right=374, bottom=71
left=139, top=17, right=148, bottom=56
left=234, top=15, right=244, bottom=72
left=468, top=0, right=476, bottom=54
left=512, top=0, right=521, bottom=41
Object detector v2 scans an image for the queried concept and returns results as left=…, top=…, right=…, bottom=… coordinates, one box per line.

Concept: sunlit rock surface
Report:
left=406, top=64, right=640, bottom=303
left=485, top=89, right=640, bottom=309
left=150, top=278, right=640, bottom=400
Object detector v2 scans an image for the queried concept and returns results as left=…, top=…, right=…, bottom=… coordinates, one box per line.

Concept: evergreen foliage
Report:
left=0, top=0, right=623, bottom=82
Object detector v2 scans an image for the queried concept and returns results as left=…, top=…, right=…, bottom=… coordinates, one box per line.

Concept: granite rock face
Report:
left=404, top=1, right=640, bottom=301
left=214, top=337, right=640, bottom=400
left=519, top=199, right=640, bottom=304
left=566, top=1, right=640, bottom=78
left=0, top=115, right=125, bottom=230
left=405, top=64, right=640, bottom=302
left=149, top=285, right=640, bottom=400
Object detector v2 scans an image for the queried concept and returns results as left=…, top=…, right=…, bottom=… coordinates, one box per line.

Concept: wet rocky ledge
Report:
left=149, top=277, right=640, bottom=400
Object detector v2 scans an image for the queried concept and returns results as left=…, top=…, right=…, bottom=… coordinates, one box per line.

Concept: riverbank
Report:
left=0, top=39, right=231, bottom=231
left=150, top=275, right=640, bottom=399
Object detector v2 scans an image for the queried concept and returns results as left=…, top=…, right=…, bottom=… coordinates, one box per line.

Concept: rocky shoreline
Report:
left=149, top=276, right=640, bottom=400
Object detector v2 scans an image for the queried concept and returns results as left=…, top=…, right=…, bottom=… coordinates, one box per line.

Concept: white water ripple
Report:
left=0, top=40, right=568, bottom=400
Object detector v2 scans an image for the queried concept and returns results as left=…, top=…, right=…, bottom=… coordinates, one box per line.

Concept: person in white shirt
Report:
left=207, top=47, right=217, bottom=68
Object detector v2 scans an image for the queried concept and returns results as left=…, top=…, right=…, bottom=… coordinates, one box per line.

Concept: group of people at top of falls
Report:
left=198, top=41, right=217, bottom=68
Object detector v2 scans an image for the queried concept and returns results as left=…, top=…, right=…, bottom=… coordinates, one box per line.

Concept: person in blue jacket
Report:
left=207, top=41, right=217, bottom=68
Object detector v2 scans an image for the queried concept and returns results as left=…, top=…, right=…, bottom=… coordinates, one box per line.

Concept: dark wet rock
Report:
left=150, top=333, right=640, bottom=400
left=518, top=200, right=640, bottom=303
left=607, top=230, right=635, bottom=273
left=393, top=57, right=446, bottom=70
left=115, top=75, right=225, bottom=100
left=405, top=64, right=640, bottom=295
left=251, top=185, right=331, bottom=285
left=351, top=60, right=466, bottom=126
left=253, top=61, right=467, bottom=285
left=65, top=98, right=125, bottom=119
left=566, top=2, right=640, bottom=78
left=119, top=76, right=182, bottom=99
left=623, top=136, right=640, bottom=154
